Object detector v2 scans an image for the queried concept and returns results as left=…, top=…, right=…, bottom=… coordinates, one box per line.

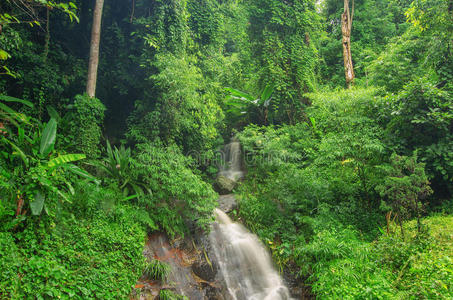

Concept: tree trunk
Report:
left=341, top=0, right=355, bottom=88
left=86, top=0, right=105, bottom=98
left=43, top=6, right=50, bottom=62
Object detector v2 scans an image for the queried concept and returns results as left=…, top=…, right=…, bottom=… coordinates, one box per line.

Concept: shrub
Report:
left=374, top=215, right=453, bottom=299
left=295, top=225, right=394, bottom=299
left=69, top=94, right=105, bottom=158
left=127, top=54, right=223, bottom=159
left=385, top=78, right=453, bottom=198
left=376, top=153, right=433, bottom=236
left=0, top=204, right=145, bottom=299
left=131, top=143, right=217, bottom=237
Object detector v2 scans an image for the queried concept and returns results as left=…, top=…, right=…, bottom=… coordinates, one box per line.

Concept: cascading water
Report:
left=210, top=208, right=293, bottom=300
left=218, top=138, right=244, bottom=182
left=133, top=138, right=302, bottom=300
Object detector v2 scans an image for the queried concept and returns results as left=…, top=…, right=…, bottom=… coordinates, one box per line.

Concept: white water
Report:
left=210, top=208, right=293, bottom=300
left=218, top=139, right=244, bottom=181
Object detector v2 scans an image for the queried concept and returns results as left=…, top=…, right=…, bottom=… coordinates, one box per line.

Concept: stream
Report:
left=133, top=139, right=295, bottom=299
left=210, top=208, right=292, bottom=300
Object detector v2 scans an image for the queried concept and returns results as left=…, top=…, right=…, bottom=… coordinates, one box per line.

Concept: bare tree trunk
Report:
left=341, top=0, right=355, bottom=88
left=86, top=0, right=105, bottom=98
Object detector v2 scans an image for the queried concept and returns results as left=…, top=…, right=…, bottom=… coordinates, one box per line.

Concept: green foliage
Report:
left=0, top=0, right=78, bottom=78
left=131, top=143, right=217, bottom=237
left=375, top=215, right=453, bottom=299
left=247, top=0, right=320, bottom=123
left=0, top=188, right=146, bottom=299
left=94, top=140, right=148, bottom=198
left=128, top=53, right=222, bottom=158
left=377, top=153, right=433, bottom=234
left=237, top=85, right=451, bottom=299
left=69, top=94, right=105, bottom=159
left=406, top=0, right=453, bottom=51
left=385, top=78, right=453, bottom=196
left=159, top=289, right=188, bottom=300
left=236, top=89, right=390, bottom=278
left=144, top=260, right=171, bottom=282
left=1, top=0, right=452, bottom=298
left=368, top=28, right=426, bottom=92
left=294, top=212, right=453, bottom=299
left=224, top=84, right=274, bottom=125
left=296, top=223, right=394, bottom=299
left=0, top=100, right=94, bottom=218
left=319, top=0, right=412, bottom=87
left=0, top=95, right=33, bottom=127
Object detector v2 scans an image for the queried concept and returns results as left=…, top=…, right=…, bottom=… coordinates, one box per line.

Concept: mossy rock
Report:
left=215, top=175, right=236, bottom=194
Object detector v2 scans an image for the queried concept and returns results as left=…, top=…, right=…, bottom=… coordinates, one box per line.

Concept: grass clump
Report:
left=159, top=289, right=188, bottom=300
left=144, top=260, right=171, bottom=282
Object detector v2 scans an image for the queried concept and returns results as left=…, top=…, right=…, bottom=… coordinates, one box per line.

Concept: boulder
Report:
left=217, top=194, right=237, bottom=213
left=216, top=175, right=236, bottom=193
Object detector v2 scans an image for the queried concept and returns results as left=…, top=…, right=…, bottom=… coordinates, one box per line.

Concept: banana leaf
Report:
left=30, top=191, right=45, bottom=215
left=259, top=84, right=274, bottom=104
left=1, top=136, right=28, bottom=165
left=40, top=118, right=57, bottom=158
left=225, top=87, right=255, bottom=101
left=0, top=95, right=33, bottom=107
left=48, top=154, right=86, bottom=168
left=64, top=164, right=99, bottom=184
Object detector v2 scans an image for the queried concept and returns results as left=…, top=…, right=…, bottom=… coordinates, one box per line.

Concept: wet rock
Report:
left=192, top=259, right=217, bottom=282
left=282, top=267, right=314, bottom=299
left=203, top=283, right=226, bottom=300
left=215, top=175, right=236, bottom=193
left=217, top=194, right=237, bottom=213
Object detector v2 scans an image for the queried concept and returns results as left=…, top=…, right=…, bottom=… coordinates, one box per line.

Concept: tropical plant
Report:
left=0, top=94, right=34, bottom=129
left=0, top=98, right=96, bottom=217
left=225, top=84, right=274, bottom=125
left=94, top=140, right=148, bottom=198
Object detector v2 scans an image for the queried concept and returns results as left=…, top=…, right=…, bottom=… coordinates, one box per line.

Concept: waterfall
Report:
left=218, top=138, right=244, bottom=182
left=210, top=208, right=293, bottom=300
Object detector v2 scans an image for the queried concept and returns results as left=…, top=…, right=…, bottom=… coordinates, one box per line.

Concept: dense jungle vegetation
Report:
left=0, top=0, right=452, bottom=298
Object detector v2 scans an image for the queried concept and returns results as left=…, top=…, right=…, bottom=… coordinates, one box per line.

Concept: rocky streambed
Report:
left=131, top=139, right=310, bottom=299
left=131, top=195, right=311, bottom=300
left=131, top=231, right=226, bottom=300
